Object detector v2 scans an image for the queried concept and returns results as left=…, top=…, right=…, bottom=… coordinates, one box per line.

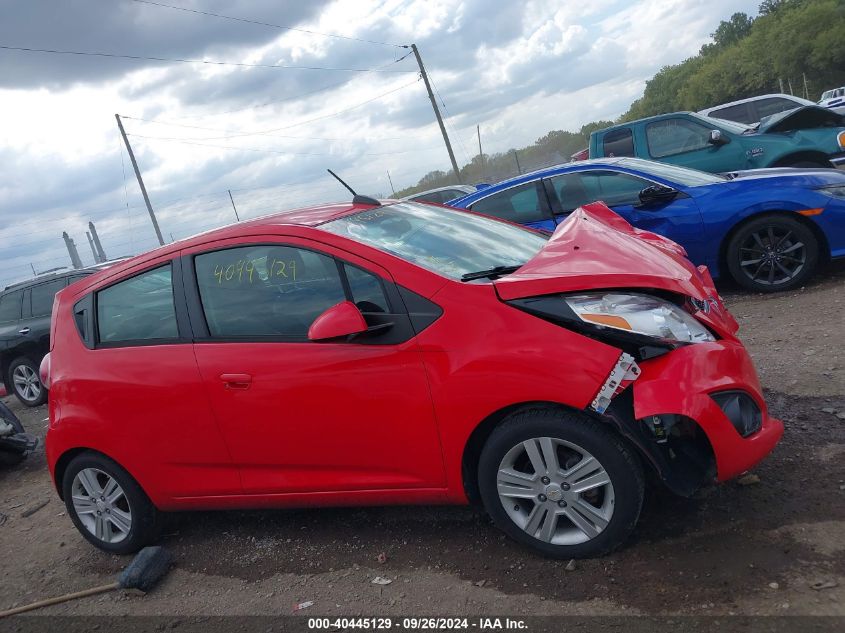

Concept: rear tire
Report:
left=478, top=407, right=644, bottom=559
left=726, top=215, right=819, bottom=292
left=9, top=357, right=46, bottom=407
left=62, top=452, right=160, bottom=554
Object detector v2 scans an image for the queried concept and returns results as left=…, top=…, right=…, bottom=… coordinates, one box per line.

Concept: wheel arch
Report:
left=461, top=401, right=648, bottom=504
left=718, top=210, right=831, bottom=277
left=771, top=150, right=833, bottom=168
left=53, top=446, right=145, bottom=501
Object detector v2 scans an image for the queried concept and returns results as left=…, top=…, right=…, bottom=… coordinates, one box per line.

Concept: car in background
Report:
left=401, top=184, right=478, bottom=205
left=589, top=110, right=845, bottom=172
left=0, top=268, right=95, bottom=406
left=819, top=87, right=845, bottom=115
left=448, top=157, right=845, bottom=292
left=699, top=93, right=817, bottom=125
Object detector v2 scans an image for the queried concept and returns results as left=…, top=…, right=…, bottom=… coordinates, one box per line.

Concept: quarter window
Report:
left=97, top=266, right=178, bottom=343
left=345, top=264, right=389, bottom=313
left=195, top=245, right=346, bottom=338
left=646, top=119, right=713, bottom=158
left=30, top=278, right=66, bottom=317
left=469, top=182, right=547, bottom=224
left=0, top=291, right=22, bottom=323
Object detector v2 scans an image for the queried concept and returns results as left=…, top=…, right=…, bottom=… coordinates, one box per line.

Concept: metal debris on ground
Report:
left=20, top=500, right=49, bottom=518
left=565, top=559, right=577, bottom=572
left=737, top=473, right=761, bottom=486
left=292, top=601, right=314, bottom=612
left=371, top=576, right=392, bottom=585
left=810, top=580, right=838, bottom=590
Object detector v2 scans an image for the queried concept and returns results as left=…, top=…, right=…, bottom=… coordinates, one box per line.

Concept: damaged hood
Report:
left=495, top=203, right=713, bottom=300
left=757, top=105, right=844, bottom=133
left=495, top=203, right=738, bottom=334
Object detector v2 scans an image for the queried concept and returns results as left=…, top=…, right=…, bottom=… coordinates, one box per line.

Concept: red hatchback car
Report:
left=43, top=200, right=782, bottom=558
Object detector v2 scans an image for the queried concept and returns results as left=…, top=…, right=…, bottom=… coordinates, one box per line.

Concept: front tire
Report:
left=9, top=357, right=46, bottom=407
left=62, top=452, right=160, bottom=554
left=478, top=408, right=644, bottom=559
left=726, top=215, right=819, bottom=292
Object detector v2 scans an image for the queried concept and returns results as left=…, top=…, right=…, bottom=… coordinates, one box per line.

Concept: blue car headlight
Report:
left=817, top=184, right=845, bottom=199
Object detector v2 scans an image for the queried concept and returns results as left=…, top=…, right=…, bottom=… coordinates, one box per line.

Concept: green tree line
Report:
left=395, top=0, right=845, bottom=198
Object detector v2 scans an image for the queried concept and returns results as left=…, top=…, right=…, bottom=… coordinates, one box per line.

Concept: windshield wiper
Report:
left=461, top=265, right=522, bottom=282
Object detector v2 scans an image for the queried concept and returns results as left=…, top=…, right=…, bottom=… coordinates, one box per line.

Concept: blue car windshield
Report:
left=321, top=202, right=548, bottom=280
left=617, top=158, right=727, bottom=186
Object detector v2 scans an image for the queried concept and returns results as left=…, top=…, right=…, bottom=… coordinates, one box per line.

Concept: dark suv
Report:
left=0, top=269, right=92, bottom=406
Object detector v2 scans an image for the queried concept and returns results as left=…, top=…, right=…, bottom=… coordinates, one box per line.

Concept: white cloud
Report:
left=0, top=0, right=761, bottom=287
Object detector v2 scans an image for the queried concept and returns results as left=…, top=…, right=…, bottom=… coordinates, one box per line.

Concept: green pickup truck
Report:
left=588, top=109, right=845, bottom=172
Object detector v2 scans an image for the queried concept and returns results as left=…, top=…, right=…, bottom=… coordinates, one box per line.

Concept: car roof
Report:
left=401, top=184, right=476, bottom=199
left=62, top=200, right=381, bottom=288
left=2, top=267, right=93, bottom=293
left=699, top=93, right=814, bottom=114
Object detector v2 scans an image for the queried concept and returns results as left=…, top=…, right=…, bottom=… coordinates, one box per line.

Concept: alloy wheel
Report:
left=71, top=468, right=133, bottom=544
left=496, top=437, right=615, bottom=545
left=738, top=226, right=806, bottom=287
left=12, top=364, right=41, bottom=403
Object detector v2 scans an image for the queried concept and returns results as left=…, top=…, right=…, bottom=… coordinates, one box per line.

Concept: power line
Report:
left=125, top=133, right=442, bottom=156
left=0, top=45, right=416, bottom=73
left=135, top=78, right=422, bottom=141
left=129, top=0, right=408, bottom=49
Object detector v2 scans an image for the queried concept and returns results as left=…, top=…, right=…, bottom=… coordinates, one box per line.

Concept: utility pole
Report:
left=512, top=149, right=522, bottom=175
left=30, top=264, right=37, bottom=276
left=86, top=231, right=99, bottom=263
left=476, top=125, right=485, bottom=181
left=779, top=77, right=785, bottom=93
left=411, top=44, right=461, bottom=184
left=115, top=114, right=164, bottom=246
left=62, top=232, right=83, bottom=269
left=227, top=189, right=241, bottom=222
left=386, top=170, right=396, bottom=196
left=803, top=73, right=809, bottom=100
left=89, top=221, right=107, bottom=262
left=787, top=78, right=794, bottom=95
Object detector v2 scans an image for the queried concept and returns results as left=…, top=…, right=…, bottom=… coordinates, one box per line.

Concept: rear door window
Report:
left=468, top=181, right=549, bottom=224
left=709, top=103, right=753, bottom=124
left=0, top=290, right=22, bottom=323
left=602, top=128, right=635, bottom=157
left=97, top=265, right=178, bottom=344
left=30, top=278, right=67, bottom=317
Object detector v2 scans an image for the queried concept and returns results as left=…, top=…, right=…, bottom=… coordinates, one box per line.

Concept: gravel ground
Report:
left=1, top=267, right=844, bottom=618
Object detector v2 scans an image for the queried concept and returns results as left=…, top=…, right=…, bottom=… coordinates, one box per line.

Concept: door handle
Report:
left=18, top=328, right=30, bottom=335
left=219, top=373, right=252, bottom=390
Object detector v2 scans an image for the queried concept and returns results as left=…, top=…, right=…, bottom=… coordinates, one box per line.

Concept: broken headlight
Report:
left=563, top=292, right=714, bottom=344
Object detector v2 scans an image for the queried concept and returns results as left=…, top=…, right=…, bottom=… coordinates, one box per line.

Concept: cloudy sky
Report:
left=0, top=0, right=760, bottom=286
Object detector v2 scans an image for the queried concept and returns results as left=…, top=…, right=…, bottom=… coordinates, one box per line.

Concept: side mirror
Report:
left=638, top=184, right=679, bottom=207
left=708, top=129, right=729, bottom=145
left=308, top=301, right=367, bottom=341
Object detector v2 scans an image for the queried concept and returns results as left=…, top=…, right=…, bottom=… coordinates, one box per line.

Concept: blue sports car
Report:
left=448, top=157, right=845, bottom=292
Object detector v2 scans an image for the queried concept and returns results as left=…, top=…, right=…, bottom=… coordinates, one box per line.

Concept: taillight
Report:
left=40, top=353, right=51, bottom=390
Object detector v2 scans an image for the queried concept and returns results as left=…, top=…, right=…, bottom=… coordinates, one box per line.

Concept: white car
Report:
left=819, top=87, right=845, bottom=115
left=699, top=93, right=818, bottom=125
left=400, top=184, right=478, bottom=205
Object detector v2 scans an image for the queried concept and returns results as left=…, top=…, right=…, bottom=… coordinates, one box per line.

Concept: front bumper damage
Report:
left=596, top=341, right=783, bottom=496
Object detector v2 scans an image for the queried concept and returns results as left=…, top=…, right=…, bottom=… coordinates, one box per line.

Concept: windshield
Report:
left=616, top=158, right=727, bottom=186
left=321, top=202, right=548, bottom=280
